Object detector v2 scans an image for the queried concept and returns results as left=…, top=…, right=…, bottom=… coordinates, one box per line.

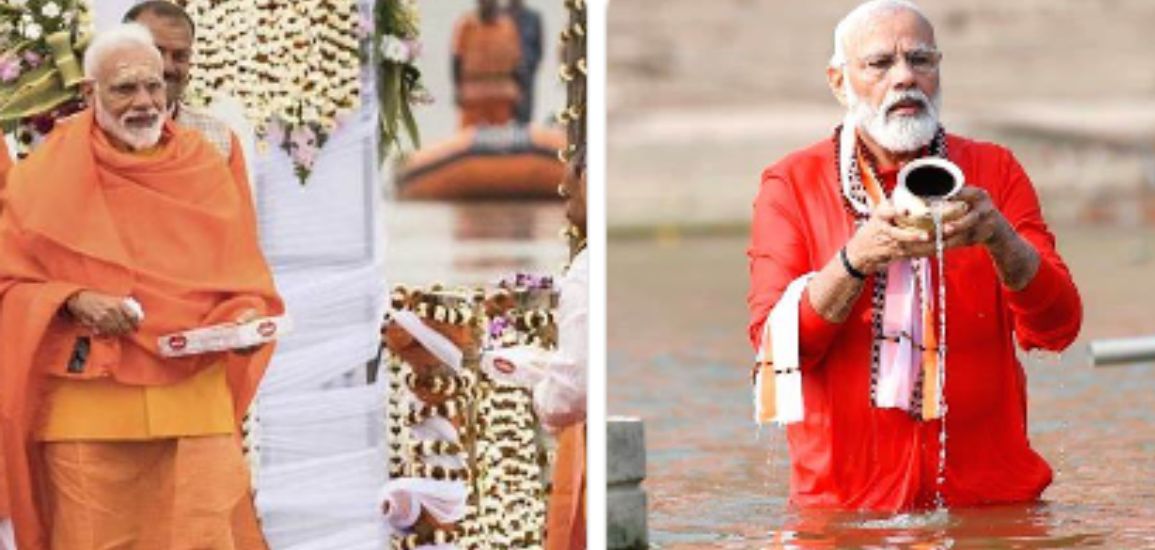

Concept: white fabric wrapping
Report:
left=410, top=417, right=461, bottom=444
left=279, top=524, right=387, bottom=550
left=257, top=383, right=386, bottom=462
left=755, top=273, right=815, bottom=425
left=257, top=449, right=387, bottom=546
left=379, top=479, right=469, bottom=530
left=391, top=310, right=464, bottom=372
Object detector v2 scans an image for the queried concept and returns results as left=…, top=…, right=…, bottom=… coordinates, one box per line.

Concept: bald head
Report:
left=830, top=0, right=933, bottom=68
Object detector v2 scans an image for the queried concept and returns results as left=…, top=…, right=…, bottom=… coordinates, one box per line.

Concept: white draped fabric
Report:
left=250, top=48, right=390, bottom=550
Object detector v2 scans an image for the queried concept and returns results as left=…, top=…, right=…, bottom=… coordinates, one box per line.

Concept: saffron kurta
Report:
left=747, top=134, right=1082, bottom=511
left=0, top=110, right=283, bottom=549
left=0, top=138, right=9, bottom=521
left=451, top=13, right=522, bottom=127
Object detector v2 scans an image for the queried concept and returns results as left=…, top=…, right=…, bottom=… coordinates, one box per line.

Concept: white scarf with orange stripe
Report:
left=754, top=119, right=946, bottom=426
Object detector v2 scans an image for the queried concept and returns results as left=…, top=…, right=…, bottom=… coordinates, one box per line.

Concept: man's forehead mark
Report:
left=107, top=63, right=163, bottom=85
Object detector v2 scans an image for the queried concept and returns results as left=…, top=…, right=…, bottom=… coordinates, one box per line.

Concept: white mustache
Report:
left=122, top=110, right=161, bottom=124
left=882, top=90, right=930, bottom=114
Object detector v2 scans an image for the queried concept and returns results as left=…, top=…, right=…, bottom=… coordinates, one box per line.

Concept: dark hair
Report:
left=123, top=1, right=196, bottom=38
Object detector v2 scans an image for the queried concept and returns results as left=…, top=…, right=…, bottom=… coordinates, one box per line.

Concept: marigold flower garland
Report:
left=384, top=282, right=556, bottom=548
left=178, top=0, right=363, bottom=183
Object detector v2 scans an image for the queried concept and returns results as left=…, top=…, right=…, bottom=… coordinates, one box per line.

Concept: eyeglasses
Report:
left=854, top=50, right=942, bottom=79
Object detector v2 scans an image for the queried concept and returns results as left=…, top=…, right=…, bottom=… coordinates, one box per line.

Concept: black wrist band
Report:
left=840, top=247, right=867, bottom=280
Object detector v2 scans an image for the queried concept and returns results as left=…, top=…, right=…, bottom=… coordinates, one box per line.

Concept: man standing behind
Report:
left=0, top=24, right=281, bottom=549
left=452, top=0, right=522, bottom=128
left=747, top=0, right=1081, bottom=511
left=507, top=0, right=543, bottom=125
left=124, top=0, right=242, bottom=164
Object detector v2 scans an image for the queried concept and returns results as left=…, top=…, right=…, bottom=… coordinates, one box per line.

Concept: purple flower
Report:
left=497, top=271, right=554, bottom=290
left=488, top=317, right=511, bottom=340
left=403, top=39, right=422, bottom=61
left=22, top=50, right=42, bottom=68
left=291, top=142, right=318, bottom=170
left=0, top=56, right=22, bottom=83
left=290, top=125, right=316, bottom=149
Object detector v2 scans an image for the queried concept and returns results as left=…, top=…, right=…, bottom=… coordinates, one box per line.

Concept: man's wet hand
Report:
left=941, top=186, right=1007, bottom=249
left=845, top=199, right=933, bottom=274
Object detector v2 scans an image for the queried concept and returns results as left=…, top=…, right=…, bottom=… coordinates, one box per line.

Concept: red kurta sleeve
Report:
left=991, top=150, right=1083, bottom=351
left=747, top=168, right=844, bottom=368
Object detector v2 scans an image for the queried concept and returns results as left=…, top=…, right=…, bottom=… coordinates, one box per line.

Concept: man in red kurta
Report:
left=747, top=0, right=1081, bottom=511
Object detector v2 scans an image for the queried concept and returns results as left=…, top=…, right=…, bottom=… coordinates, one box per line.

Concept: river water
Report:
left=608, top=225, right=1155, bottom=548
left=384, top=201, right=570, bottom=288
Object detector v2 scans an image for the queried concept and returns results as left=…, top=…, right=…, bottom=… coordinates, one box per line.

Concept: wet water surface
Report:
left=609, top=226, right=1155, bottom=548
left=385, top=201, right=569, bottom=287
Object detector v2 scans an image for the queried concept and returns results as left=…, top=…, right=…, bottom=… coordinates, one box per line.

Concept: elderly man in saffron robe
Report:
left=747, top=0, right=1082, bottom=511
left=0, top=24, right=282, bottom=549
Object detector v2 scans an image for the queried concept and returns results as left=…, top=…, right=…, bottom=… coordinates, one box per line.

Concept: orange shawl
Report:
left=0, top=109, right=283, bottom=549
left=0, top=139, right=9, bottom=519
left=0, top=139, right=10, bottom=191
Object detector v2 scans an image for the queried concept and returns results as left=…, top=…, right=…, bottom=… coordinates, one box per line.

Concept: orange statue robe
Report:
left=0, top=109, right=283, bottom=549
left=452, top=13, right=522, bottom=127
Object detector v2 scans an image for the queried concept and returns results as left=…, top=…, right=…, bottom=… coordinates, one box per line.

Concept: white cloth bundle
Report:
left=379, top=478, right=469, bottom=530
left=410, top=416, right=461, bottom=444
left=390, top=310, right=463, bottom=372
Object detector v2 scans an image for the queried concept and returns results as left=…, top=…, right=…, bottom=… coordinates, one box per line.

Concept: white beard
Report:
left=95, top=101, right=163, bottom=151
left=846, top=84, right=942, bottom=153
